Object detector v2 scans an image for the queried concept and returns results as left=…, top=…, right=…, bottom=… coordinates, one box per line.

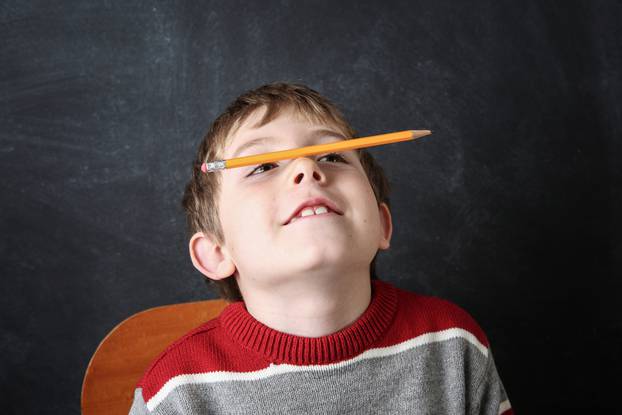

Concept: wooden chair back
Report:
left=81, top=299, right=228, bottom=414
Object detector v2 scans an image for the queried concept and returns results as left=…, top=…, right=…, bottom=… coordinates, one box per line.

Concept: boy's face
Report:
left=200, top=106, right=391, bottom=293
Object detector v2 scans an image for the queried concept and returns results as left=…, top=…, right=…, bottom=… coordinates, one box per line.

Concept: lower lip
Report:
left=287, top=212, right=339, bottom=225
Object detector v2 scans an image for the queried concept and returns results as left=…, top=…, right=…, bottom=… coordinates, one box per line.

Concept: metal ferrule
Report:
left=205, top=160, right=226, bottom=172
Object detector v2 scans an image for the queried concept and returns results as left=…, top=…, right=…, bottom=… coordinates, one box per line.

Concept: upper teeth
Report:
left=291, top=205, right=329, bottom=222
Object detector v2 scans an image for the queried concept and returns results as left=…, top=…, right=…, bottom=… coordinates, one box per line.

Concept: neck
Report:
left=219, top=279, right=398, bottom=365
left=238, top=270, right=372, bottom=338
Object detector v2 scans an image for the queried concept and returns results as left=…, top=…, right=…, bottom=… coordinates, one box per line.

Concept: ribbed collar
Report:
left=219, top=280, right=398, bottom=365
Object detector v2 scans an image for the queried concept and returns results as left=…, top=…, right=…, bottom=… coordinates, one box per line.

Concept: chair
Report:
left=81, top=299, right=228, bottom=414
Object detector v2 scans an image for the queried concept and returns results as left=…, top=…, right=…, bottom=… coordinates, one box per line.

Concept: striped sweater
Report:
left=129, top=280, right=513, bottom=414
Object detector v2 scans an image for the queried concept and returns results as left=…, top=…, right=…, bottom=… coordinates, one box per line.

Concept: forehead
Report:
left=222, top=106, right=348, bottom=158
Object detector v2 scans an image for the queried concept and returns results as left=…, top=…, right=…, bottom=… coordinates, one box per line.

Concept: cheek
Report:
left=340, top=176, right=377, bottom=220
left=358, top=180, right=382, bottom=226
left=352, top=174, right=378, bottom=205
left=348, top=164, right=377, bottom=200
left=222, top=193, right=276, bottom=246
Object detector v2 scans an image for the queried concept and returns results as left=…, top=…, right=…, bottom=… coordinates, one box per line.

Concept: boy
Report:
left=129, top=83, right=513, bottom=414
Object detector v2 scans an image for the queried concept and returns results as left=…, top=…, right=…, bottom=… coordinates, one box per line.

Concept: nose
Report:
left=289, top=157, right=327, bottom=185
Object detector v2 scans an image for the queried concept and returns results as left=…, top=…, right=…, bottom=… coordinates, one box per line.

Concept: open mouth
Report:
left=285, top=204, right=342, bottom=225
left=287, top=208, right=339, bottom=225
left=283, top=197, right=344, bottom=226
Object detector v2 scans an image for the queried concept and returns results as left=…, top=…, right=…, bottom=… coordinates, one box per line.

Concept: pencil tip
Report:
left=411, top=130, right=432, bottom=138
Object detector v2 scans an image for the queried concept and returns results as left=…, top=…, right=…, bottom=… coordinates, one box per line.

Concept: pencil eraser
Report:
left=201, top=163, right=207, bottom=173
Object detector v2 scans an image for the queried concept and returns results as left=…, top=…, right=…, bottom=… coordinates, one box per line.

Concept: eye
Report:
left=245, top=153, right=348, bottom=178
left=247, top=162, right=278, bottom=177
left=318, top=153, right=348, bottom=163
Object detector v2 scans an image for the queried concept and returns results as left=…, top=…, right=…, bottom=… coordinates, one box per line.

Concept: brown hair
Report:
left=181, top=82, right=391, bottom=302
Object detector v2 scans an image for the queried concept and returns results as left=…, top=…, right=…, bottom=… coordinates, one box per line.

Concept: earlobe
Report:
left=189, top=232, right=236, bottom=281
left=378, top=203, right=393, bottom=250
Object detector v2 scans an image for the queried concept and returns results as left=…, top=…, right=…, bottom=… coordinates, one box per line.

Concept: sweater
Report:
left=129, top=280, right=513, bottom=414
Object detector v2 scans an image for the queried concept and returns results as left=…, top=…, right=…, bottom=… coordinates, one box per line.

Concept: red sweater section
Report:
left=137, top=280, right=489, bottom=403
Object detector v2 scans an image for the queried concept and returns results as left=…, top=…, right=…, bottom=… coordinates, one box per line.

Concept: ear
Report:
left=377, top=202, right=393, bottom=250
left=189, top=232, right=236, bottom=281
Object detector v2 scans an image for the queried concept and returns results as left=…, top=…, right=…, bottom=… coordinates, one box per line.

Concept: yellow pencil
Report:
left=201, top=129, right=432, bottom=173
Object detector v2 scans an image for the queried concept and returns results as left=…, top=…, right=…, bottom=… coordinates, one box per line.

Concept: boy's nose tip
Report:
left=291, top=157, right=325, bottom=184
left=294, top=170, right=323, bottom=184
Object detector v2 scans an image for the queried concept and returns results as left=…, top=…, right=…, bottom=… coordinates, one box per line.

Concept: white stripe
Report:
left=498, top=399, right=512, bottom=414
left=146, top=327, right=488, bottom=411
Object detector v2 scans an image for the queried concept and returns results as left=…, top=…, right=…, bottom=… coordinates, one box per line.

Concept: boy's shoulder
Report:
left=133, top=303, right=268, bottom=401
left=384, top=283, right=491, bottom=352
left=135, top=317, right=219, bottom=388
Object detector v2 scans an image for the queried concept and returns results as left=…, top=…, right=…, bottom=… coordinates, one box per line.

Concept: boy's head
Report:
left=181, top=83, right=392, bottom=302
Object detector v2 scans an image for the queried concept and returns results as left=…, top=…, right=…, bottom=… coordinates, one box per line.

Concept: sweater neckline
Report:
left=219, top=279, right=398, bottom=365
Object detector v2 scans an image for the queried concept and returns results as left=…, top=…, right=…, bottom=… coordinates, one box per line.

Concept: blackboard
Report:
left=1, top=1, right=620, bottom=412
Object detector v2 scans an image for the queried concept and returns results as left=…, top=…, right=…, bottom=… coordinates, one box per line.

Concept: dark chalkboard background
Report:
left=1, top=1, right=620, bottom=413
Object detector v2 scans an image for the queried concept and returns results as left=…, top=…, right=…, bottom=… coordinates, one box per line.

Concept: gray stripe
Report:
left=129, top=388, right=149, bottom=415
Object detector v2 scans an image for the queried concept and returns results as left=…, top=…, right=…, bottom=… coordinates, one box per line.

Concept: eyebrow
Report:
left=230, top=129, right=346, bottom=159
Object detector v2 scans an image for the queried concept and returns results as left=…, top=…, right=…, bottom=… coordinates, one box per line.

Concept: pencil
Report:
left=201, top=129, right=432, bottom=173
